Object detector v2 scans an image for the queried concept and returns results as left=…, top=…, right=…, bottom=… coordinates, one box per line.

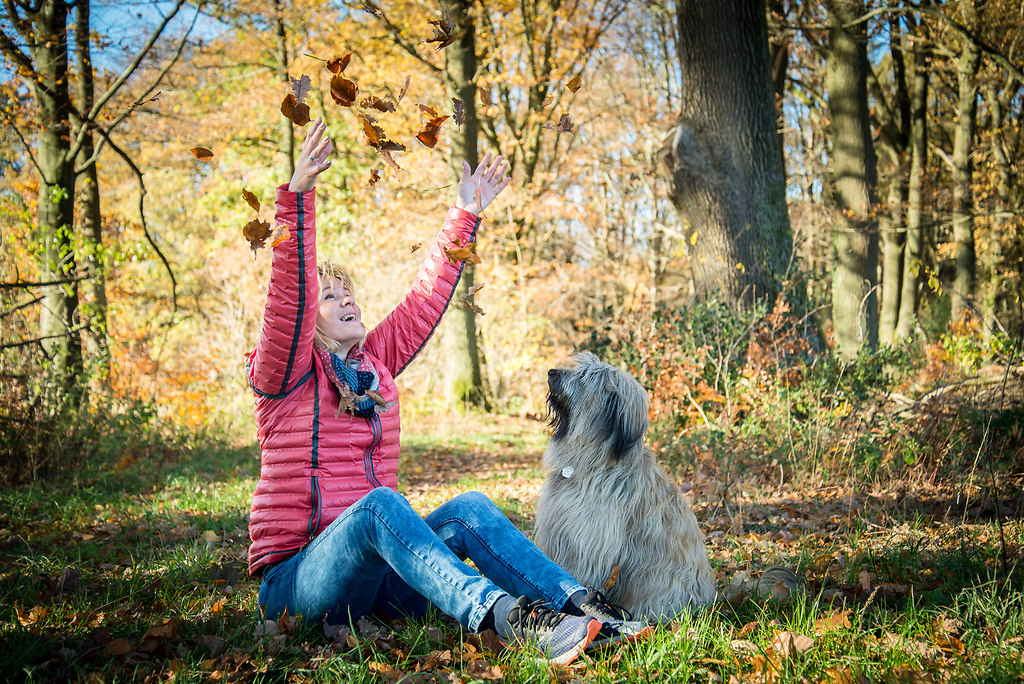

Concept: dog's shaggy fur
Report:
left=535, top=353, right=717, bottom=621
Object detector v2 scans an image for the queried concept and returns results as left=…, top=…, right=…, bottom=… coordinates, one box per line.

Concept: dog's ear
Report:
left=601, top=388, right=648, bottom=461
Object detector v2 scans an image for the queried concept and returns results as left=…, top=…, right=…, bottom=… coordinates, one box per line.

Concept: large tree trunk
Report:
left=895, top=45, right=929, bottom=340
left=878, top=156, right=906, bottom=344
left=663, top=0, right=793, bottom=307
left=825, top=0, right=879, bottom=359
left=30, top=0, right=81, bottom=389
left=442, top=0, right=488, bottom=410
left=983, top=82, right=1012, bottom=339
left=75, top=0, right=108, bottom=365
left=950, top=2, right=981, bottom=323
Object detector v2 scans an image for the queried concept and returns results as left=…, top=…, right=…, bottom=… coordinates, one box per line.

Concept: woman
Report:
left=246, top=119, right=645, bottom=665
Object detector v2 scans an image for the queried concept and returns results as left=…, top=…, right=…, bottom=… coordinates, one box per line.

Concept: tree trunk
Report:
left=950, top=2, right=981, bottom=323
left=30, top=0, right=81, bottom=389
left=273, top=0, right=295, bottom=179
left=878, top=157, right=906, bottom=344
left=896, top=46, right=929, bottom=340
left=442, top=0, right=488, bottom=410
left=825, top=0, right=879, bottom=359
left=75, top=0, right=109, bottom=365
left=663, top=0, right=793, bottom=307
left=983, top=82, right=1011, bottom=339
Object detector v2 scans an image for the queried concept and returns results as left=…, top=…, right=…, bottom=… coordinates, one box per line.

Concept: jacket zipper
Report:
left=364, top=413, right=384, bottom=488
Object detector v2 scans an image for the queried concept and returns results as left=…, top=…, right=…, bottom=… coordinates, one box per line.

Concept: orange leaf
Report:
left=243, top=218, right=272, bottom=252
left=541, top=95, right=554, bottom=107
left=326, top=52, right=352, bottom=74
left=603, top=563, right=619, bottom=590
left=397, top=75, right=411, bottom=104
left=565, top=75, right=582, bottom=92
left=479, top=88, right=492, bottom=107
left=270, top=225, right=290, bottom=248
left=330, top=74, right=358, bottom=106
left=416, top=114, right=449, bottom=149
left=190, top=146, right=213, bottom=161
left=280, top=93, right=311, bottom=126
left=410, top=242, right=422, bottom=253
left=241, top=188, right=260, bottom=213
left=444, top=241, right=480, bottom=265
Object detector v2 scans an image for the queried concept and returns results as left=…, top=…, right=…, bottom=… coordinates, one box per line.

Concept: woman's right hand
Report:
left=288, top=117, right=332, bottom=193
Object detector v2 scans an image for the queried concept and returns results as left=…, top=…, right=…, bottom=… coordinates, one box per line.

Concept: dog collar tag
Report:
left=561, top=466, right=574, bottom=479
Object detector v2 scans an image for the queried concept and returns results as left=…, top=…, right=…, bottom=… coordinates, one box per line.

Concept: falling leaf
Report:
left=270, top=225, right=290, bottom=248
left=459, top=296, right=485, bottom=316
left=541, top=95, right=554, bottom=107
left=565, top=75, right=582, bottom=92
left=479, top=88, right=492, bottom=107
left=242, top=188, right=260, bottom=213
left=444, top=241, right=481, bottom=265
left=326, top=53, right=352, bottom=75
left=190, top=146, right=214, bottom=161
left=415, top=104, right=448, bottom=148
left=330, top=74, right=358, bottom=106
left=397, top=75, right=411, bottom=104
left=290, top=74, right=312, bottom=101
left=360, top=95, right=396, bottom=113
left=360, top=1, right=381, bottom=16
left=543, top=112, right=574, bottom=134
left=426, top=6, right=458, bottom=50
left=452, top=97, right=465, bottom=127
left=280, top=93, right=311, bottom=126
left=465, top=283, right=484, bottom=296
left=243, top=218, right=272, bottom=252
left=410, top=242, right=422, bottom=253
left=367, top=168, right=382, bottom=187
left=603, top=563, right=620, bottom=589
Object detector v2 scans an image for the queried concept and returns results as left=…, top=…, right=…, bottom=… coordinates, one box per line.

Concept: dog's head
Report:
left=546, top=352, right=649, bottom=463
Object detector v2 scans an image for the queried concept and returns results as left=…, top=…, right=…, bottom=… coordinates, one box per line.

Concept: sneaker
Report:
left=503, top=596, right=601, bottom=665
left=579, top=590, right=654, bottom=649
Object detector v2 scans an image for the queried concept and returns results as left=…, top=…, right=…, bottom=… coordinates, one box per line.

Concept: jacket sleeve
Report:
left=364, top=206, right=481, bottom=378
left=247, top=184, right=319, bottom=397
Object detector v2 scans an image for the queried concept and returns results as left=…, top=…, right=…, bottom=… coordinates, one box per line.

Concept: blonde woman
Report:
left=245, top=119, right=645, bottom=664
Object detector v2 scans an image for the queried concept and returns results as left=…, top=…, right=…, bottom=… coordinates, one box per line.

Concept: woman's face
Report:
left=317, top=276, right=364, bottom=348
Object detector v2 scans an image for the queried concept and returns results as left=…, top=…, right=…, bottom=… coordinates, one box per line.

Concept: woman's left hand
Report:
left=455, top=153, right=511, bottom=216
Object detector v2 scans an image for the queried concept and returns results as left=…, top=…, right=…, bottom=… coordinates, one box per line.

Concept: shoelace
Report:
left=510, top=599, right=565, bottom=632
left=586, top=591, right=633, bottom=622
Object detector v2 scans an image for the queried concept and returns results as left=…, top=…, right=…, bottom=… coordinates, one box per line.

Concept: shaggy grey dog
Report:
left=535, top=352, right=717, bottom=621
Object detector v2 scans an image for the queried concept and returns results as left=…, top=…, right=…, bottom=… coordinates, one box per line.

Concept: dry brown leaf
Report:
left=326, top=53, right=352, bottom=74
left=242, top=188, right=260, bottom=213
left=453, top=97, right=465, bottom=127
left=565, top=75, right=582, bottom=92
left=361, top=95, right=396, bottom=113
left=280, top=93, right=311, bottom=126
left=243, top=218, right=272, bottom=252
left=416, top=113, right=449, bottom=149
left=103, top=638, right=133, bottom=656
left=270, top=225, right=290, bottom=248
left=365, top=389, right=387, bottom=406
left=410, top=242, right=422, bottom=253
left=772, top=631, right=815, bottom=658
left=813, top=609, right=851, bottom=634
left=859, top=570, right=873, bottom=593
left=426, top=5, right=458, bottom=50
left=190, top=146, right=214, bottom=161
left=367, top=169, right=382, bottom=187
left=368, top=660, right=405, bottom=683
left=290, top=74, right=311, bottom=101
left=330, top=74, right=358, bottom=106
left=397, top=75, right=411, bottom=104
left=444, top=241, right=481, bottom=265
left=465, top=657, right=504, bottom=681
left=541, top=95, right=554, bottom=107
left=542, top=112, right=574, bottom=134
left=479, top=87, right=492, bottom=107
left=459, top=296, right=485, bottom=316
left=603, top=563, right=620, bottom=590
left=465, top=283, right=484, bottom=296
left=731, top=639, right=759, bottom=654
left=737, top=621, right=759, bottom=639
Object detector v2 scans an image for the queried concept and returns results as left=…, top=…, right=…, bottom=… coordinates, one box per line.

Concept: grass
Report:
left=1, top=411, right=1022, bottom=683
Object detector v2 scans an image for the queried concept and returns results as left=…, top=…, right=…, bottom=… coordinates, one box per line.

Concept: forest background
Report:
left=2, top=0, right=1024, bottom=682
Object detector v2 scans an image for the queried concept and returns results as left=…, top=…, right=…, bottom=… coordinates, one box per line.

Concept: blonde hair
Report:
left=314, top=261, right=364, bottom=353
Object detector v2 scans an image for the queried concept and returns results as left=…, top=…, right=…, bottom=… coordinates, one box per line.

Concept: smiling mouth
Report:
left=341, top=314, right=356, bottom=322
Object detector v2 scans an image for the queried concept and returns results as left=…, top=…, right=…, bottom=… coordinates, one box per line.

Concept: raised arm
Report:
left=247, top=120, right=333, bottom=396
left=366, top=154, right=510, bottom=376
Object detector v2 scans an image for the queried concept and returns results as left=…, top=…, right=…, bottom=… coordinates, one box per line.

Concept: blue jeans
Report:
left=257, top=488, right=586, bottom=631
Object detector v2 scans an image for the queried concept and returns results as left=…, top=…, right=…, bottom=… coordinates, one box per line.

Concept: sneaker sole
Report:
left=551, top=618, right=603, bottom=666
left=587, top=624, right=656, bottom=650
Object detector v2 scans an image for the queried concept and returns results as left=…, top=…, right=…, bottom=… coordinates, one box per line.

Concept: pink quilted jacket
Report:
left=246, top=185, right=480, bottom=576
